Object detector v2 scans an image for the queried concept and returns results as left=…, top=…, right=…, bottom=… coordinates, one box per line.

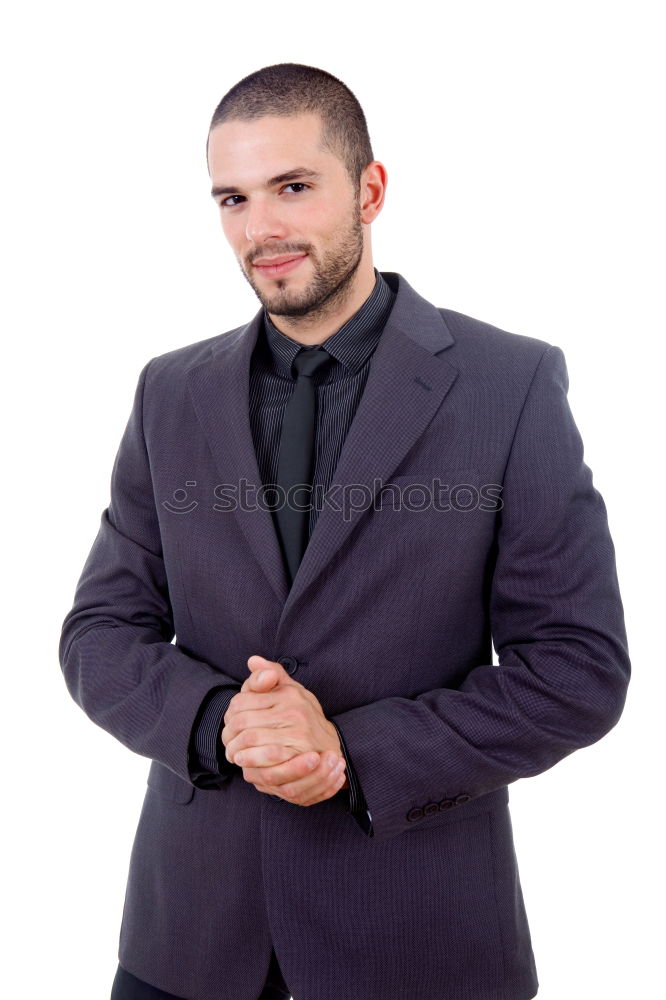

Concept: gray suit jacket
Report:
left=59, top=271, right=630, bottom=1000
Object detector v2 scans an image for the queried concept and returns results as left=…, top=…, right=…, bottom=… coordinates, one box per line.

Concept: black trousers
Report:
left=111, top=946, right=291, bottom=1000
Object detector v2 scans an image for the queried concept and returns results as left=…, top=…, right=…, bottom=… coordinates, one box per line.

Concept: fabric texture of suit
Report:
left=58, top=270, right=630, bottom=1000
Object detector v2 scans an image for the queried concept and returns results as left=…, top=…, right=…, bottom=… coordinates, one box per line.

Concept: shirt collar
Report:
left=261, top=268, right=395, bottom=380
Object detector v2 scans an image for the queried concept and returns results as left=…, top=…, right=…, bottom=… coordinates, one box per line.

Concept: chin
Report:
left=261, top=284, right=315, bottom=315
left=264, top=299, right=310, bottom=318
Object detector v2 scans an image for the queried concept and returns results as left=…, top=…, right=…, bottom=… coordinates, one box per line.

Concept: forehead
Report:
left=207, top=112, right=337, bottom=181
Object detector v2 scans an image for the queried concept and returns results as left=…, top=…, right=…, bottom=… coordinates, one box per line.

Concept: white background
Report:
left=2, top=1, right=663, bottom=997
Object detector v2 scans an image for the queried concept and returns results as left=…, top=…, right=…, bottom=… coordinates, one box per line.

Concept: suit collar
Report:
left=188, top=271, right=458, bottom=626
left=209, top=270, right=454, bottom=362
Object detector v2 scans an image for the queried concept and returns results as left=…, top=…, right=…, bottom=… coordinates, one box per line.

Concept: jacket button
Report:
left=455, top=794, right=471, bottom=805
left=407, top=807, right=423, bottom=822
left=439, top=798, right=455, bottom=810
left=277, top=655, right=299, bottom=675
left=423, top=802, right=440, bottom=817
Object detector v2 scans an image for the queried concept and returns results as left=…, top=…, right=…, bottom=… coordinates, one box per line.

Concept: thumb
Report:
left=246, top=655, right=288, bottom=688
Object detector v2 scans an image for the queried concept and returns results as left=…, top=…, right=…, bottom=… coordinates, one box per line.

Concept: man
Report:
left=59, top=62, right=631, bottom=1000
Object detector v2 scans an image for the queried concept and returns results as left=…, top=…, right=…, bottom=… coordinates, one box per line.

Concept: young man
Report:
left=59, top=63, right=631, bottom=1000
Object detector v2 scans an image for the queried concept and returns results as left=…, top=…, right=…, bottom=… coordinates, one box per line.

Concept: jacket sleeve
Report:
left=58, top=359, right=245, bottom=789
left=330, top=344, right=631, bottom=843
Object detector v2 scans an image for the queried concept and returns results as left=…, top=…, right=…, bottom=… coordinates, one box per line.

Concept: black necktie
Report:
left=274, top=346, right=332, bottom=586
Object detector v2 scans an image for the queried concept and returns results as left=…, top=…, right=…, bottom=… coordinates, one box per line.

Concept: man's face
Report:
left=207, top=113, right=365, bottom=318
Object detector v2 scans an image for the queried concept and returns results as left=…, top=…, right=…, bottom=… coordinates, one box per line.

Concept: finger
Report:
left=223, top=693, right=303, bottom=740
left=247, top=752, right=346, bottom=805
left=254, top=769, right=347, bottom=804
left=240, top=670, right=281, bottom=695
left=231, top=742, right=303, bottom=769
left=273, top=754, right=347, bottom=806
left=247, top=656, right=291, bottom=682
left=224, top=690, right=282, bottom=722
left=250, top=668, right=278, bottom=688
left=242, top=748, right=316, bottom=786
left=223, top=720, right=296, bottom=762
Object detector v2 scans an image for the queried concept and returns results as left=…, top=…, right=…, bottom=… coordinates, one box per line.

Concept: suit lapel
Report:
left=186, top=272, right=459, bottom=622
left=186, top=308, right=291, bottom=606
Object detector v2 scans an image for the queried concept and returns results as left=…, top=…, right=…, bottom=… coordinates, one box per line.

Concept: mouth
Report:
left=252, top=254, right=307, bottom=278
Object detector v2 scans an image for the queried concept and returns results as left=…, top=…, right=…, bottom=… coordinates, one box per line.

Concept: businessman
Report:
left=59, top=62, right=631, bottom=1000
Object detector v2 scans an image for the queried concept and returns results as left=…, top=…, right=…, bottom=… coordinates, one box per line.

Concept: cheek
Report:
left=222, top=219, right=239, bottom=245
left=308, top=204, right=337, bottom=233
left=289, top=198, right=332, bottom=236
left=220, top=215, right=246, bottom=249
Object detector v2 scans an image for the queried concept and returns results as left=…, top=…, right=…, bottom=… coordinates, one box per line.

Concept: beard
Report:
left=238, top=201, right=365, bottom=322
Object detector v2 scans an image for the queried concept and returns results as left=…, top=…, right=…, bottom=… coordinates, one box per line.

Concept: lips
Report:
left=253, top=254, right=307, bottom=277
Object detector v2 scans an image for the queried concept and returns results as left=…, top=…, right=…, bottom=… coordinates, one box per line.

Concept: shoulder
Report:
left=147, top=323, right=247, bottom=377
left=438, top=306, right=564, bottom=395
left=441, top=306, right=552, bottom=365
left=134, top=321, right=252, bottom=406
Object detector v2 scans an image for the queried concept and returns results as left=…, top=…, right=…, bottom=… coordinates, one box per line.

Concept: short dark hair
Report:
left=207, top=62, right=374, bottom=193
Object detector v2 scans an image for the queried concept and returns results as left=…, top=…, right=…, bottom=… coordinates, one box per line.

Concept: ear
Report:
left=359, top=160, right=388, bottom=225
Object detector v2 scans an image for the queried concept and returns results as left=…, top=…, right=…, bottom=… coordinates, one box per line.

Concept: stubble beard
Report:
left=239, top=203, right=365, bottom=326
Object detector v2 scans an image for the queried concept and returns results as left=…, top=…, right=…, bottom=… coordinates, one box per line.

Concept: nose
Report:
left=244, top=196, right=288, bottom=245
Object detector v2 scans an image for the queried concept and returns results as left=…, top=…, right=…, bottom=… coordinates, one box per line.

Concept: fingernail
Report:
left=327, top=756, right=338, bottom=769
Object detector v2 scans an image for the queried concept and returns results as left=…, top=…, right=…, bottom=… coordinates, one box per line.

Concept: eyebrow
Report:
left=210, top=167, right=323, bottom=200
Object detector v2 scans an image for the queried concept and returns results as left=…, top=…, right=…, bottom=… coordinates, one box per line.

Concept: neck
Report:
left=267, top=263, right=377, bottom=347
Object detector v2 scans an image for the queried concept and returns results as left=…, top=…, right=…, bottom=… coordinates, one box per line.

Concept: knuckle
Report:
left=269, top=745, right=286, bottom=765
left=291, top=786, right=306, bottom=806
left=231, top=716, right=247, bottom=737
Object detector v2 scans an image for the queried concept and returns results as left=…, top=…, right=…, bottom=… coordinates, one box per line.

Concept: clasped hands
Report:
left=220, top=655, right=348, bottom=806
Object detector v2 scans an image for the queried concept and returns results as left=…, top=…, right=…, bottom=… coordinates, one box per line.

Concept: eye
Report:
left=219, top=183, right=310, bottom=209
left=220, top=194, right=245, bottom=208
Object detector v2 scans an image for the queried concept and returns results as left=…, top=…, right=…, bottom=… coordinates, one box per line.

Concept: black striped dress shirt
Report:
left=190, top=268, right=397, bottom=826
